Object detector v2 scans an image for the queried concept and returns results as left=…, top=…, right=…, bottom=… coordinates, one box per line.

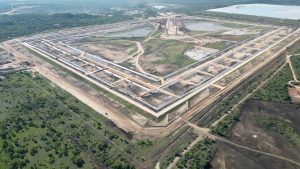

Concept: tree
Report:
left=110, top=159, right=133, bottom=169
left=72, top=156, right=85, bottom=168
left=30, top=147, right=38, bottom=156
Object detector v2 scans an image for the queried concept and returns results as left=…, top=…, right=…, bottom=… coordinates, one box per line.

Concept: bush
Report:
left=30, top=147, right=38, bottom=156
left=252, top=65, right=292, bottom=103
left=72, top=156, right=85, bottom=168
left=176, top=138, right=215, bottom=169
left=110, top=158, right=134, bottom=169
left=212, top=111, right=240, bottom=136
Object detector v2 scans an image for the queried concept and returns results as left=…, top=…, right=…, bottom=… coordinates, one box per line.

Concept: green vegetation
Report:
left=176, top=138, right=215, bottom=169
left=204, top=41, right=234, bottom=50
left=111, top=40, right=136, bottom=49
left=129, top=46, right=139, bottom=55
left=0, top=12, right=132, bottom=42
left=144, top=39, right=194, bottom=66
left=290, top=55, right=300, bottom=81
left=255, top=114, right=300, bottom=149
left=160, top=150, right=183, bottom=169
left=0, top=72, right=138, bottom=168
left=120, top=61, right=136, bottom=70
left=194, top=55, right=286, bottom=126
left=288, top=42, right=300, bottom=55
left=252, top=65, right=293, bottom=103
left=212, top=111, right=240, bottom=136
left=159, top=129, right=198, bottom=169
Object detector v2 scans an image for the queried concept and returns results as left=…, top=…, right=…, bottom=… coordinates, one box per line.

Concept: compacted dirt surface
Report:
left=211, top=99, right=300, bottom=169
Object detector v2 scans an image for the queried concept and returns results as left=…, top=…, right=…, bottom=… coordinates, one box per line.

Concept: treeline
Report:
left=252, top=65, right=293, bottom=103
left=0, top=12, right=132, bottom=42
left=159, top=129, right=198, bottom=169
left=176, top=138, right=215, bottom=169
left=212, top=111, right=240, bottom=136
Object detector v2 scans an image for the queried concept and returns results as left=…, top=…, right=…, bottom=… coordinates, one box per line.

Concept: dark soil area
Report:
left=212, top=141, right=300, bottom=169
left=211, top=99, right=300, bottom=169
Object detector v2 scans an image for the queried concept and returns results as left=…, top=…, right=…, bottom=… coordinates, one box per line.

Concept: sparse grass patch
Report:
left=144, top=39, right=194, bottom=66
left=204, top=41, right=234, bottom=50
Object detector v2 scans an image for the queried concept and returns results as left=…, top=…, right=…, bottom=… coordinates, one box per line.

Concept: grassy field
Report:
left=111, top=40, right=136, bottom=49
left=0, top=72, right=157, bottom=169
left=143, top=39, right=194, bottom=66
left=204, top=41, right=234, bottom=50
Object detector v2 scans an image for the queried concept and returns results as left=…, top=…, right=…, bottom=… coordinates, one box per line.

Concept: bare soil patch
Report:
left=212, top=141, right=300, bottom=169
left=211, top=99, right=300, bottom=169
left=76, top=43, right=129, bottom=62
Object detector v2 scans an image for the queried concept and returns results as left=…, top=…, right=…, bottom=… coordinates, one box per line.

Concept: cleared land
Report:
left=211, top=100, right=300, bottom=169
